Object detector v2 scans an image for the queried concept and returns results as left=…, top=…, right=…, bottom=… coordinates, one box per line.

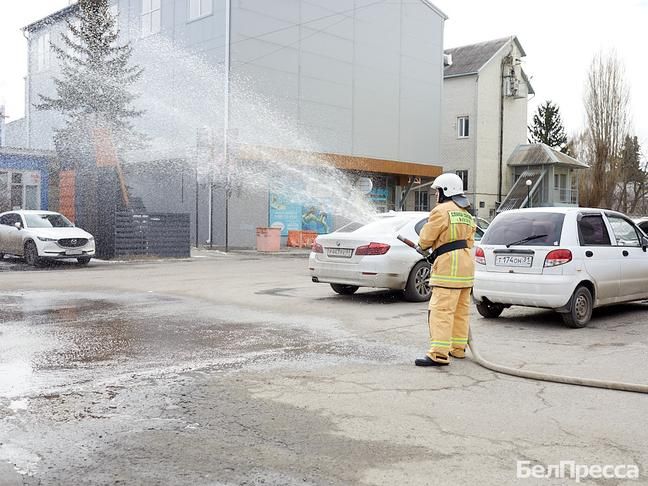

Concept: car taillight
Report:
left=356, top=242, right=390, bottom=256
left=311, top=240, right=323, bottom=253
left=544, top=249, right=572, bottom=267
left=475, top=247, right=486, bottom=265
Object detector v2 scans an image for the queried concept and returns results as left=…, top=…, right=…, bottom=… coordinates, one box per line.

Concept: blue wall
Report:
left=0, top=153, right=50, bottom=209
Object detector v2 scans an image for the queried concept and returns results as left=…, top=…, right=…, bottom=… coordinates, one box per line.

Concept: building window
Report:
left=36, top=32, right=51, bottom=72
left=457, top=116, right=469, bottom=138
left=1, top=171, right=41, bottom=211
left=141, top=0, right=161, bottom=37
left=189, top=0, right=213, bottom=21
left=456, top=170, right=469, bottom=191
left=109, top=4, right=120, bottom=35
left=414, top=190, right=429, bottom=212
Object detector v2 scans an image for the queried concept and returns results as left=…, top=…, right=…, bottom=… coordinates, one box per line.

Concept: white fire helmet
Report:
left=432, top=172, right=465, bottom=197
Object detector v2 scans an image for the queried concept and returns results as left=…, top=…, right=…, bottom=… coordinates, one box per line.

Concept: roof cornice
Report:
left=23, top=3, right=78, bottom=33
left=419, top=0, right=449, bottom=20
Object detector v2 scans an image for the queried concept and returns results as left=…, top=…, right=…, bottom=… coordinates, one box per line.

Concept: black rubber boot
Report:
left=414, top=356, right=449, bottom=367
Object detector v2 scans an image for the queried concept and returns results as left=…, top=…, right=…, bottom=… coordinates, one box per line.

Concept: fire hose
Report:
left=397, top=235, right=648, bottom=394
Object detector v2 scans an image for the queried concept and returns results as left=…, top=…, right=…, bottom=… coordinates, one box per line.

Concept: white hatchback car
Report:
left=309, top=211, right=483, bottom=302
left=635, top=217, right=648, bottom=235
left=474, top=208, right=648, bottom=327
left=0, top=210, right=96, bottom=266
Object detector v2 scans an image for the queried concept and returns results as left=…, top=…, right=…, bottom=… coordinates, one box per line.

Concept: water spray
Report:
left=397, top=234, right=648, bottom=394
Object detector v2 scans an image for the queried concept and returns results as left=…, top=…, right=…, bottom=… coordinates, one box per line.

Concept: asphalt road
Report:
left=1, top=251, right=647, bottom=485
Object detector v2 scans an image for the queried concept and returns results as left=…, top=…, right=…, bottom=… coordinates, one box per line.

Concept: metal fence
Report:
left=113, top=211, right=191, bottom=258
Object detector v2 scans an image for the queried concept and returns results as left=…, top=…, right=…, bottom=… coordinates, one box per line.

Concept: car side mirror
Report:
left=642, top=236, right=648, bottom=252
left=14, top=222, right=22, bottom=230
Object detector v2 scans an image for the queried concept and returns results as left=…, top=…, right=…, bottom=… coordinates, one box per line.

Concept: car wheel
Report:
left=24, top=241, right=41, bottom=267
left=330, top=283, right=359, bottom=295
left=403, top=260, right=431, bottom=302
left=77, top=257, right=92, bottom=265
left=562, top=285, right=593, bottom=328
left=476, top=301, right=505, bottom=318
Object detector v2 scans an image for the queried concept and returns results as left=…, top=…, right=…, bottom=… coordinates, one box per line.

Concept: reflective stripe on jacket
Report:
left=418, top=201, right=476, bottom=289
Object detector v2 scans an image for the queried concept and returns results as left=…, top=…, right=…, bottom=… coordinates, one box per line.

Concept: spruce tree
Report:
left=528, top=100, right=569, bottom=153
left=35, top=0, right=144, bottom=152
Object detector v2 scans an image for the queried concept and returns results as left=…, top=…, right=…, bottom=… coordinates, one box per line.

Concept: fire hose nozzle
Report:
left=397, top=234, right=428, bottom=257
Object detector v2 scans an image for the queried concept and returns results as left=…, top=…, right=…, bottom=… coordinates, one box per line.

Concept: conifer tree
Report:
left=35, top=0, right=144, bottom=152
left=528, top=100, right=569, bottom=153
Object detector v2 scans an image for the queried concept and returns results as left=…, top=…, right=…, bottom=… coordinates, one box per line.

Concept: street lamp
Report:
left=525, top=179, right=532, bottom=208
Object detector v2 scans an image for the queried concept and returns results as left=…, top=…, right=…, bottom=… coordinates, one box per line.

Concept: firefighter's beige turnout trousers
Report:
left=428, top=287, right=471, bottom=361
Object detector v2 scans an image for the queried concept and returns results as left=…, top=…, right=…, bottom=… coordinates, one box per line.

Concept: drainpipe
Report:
left=498, top=50, right=513, bottom=205
left=0, top=105, right=6, bottom=147
left=22, top=28, right=31, bottom=148
left=472, top=74, right=479, bottom=213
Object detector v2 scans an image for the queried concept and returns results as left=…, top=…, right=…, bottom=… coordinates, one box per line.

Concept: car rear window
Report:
left=481, top=212, right=565, bottom=246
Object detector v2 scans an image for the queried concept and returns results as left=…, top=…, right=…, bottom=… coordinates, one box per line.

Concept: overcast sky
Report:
left=434, top=0, right=648, bottom=147
left=1, top=0, right=647, bottom=147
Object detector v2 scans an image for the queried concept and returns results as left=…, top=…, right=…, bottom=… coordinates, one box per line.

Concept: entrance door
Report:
left=0, top=172, right=9, bottom=212
left=10, top=173, right=23, bottom=209
left=25, top=185, right=39, bottom=210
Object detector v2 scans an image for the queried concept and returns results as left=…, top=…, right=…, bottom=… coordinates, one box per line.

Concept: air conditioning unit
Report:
left=505, top=77, right=520, bottom=97
left=443, top=53, right=453, bottom=67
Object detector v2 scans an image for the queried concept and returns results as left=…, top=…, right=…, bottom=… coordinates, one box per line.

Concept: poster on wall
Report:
left=269, top=193, right=333, bottom=235
left=301, top=203, right=331, bottom=234
left=368, top=176, right=388, bottom=202
left=269, top=194, right=302, bottom=236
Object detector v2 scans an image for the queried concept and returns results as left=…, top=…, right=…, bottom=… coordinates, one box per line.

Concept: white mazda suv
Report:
left=0, top=210, right=96, bottom=266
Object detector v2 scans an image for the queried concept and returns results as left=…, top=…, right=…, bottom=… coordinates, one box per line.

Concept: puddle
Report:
left=0, top=291, right=408, bottom=399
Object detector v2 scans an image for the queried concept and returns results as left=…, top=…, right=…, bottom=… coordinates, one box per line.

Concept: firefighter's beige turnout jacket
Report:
left=418, top=200, right=476, bottom=289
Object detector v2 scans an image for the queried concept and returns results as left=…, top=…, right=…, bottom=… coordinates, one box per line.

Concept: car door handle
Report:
left=585, top=251, right=593, bottom=258
left=622, top=250, right=629, bottom=257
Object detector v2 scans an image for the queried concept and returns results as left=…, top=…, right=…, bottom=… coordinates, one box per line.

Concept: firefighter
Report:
left=415, top=173, right=476, bottom=367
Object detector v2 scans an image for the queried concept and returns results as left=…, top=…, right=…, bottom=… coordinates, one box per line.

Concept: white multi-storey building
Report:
left=440, top=36, right=534, bottom=219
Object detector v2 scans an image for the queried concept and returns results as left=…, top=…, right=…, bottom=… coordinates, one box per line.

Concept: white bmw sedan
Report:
left=0, top=210, right=96, bottom=266
left=309, top=211, right=483, bottom=302
left=473, top=207, right=648, bottom=327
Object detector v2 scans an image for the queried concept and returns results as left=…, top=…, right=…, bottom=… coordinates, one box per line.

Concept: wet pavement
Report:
left=1, top=252, right=648, bottom=484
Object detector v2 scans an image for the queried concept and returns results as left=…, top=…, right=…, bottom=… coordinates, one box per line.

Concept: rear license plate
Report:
left=66, top=250, right=82, bottom=256
left=326, top=248, right=353, bottom=258
left=495, top=255, right=532, bottom=267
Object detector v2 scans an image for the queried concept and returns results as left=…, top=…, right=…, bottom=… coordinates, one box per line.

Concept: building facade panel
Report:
left=440, top=75, right=477, bottom=191
left=18, top=0, right=446, bottom=247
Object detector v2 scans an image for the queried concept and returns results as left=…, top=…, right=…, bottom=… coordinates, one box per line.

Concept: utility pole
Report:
left=223, top=0, right=232, bottom=252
